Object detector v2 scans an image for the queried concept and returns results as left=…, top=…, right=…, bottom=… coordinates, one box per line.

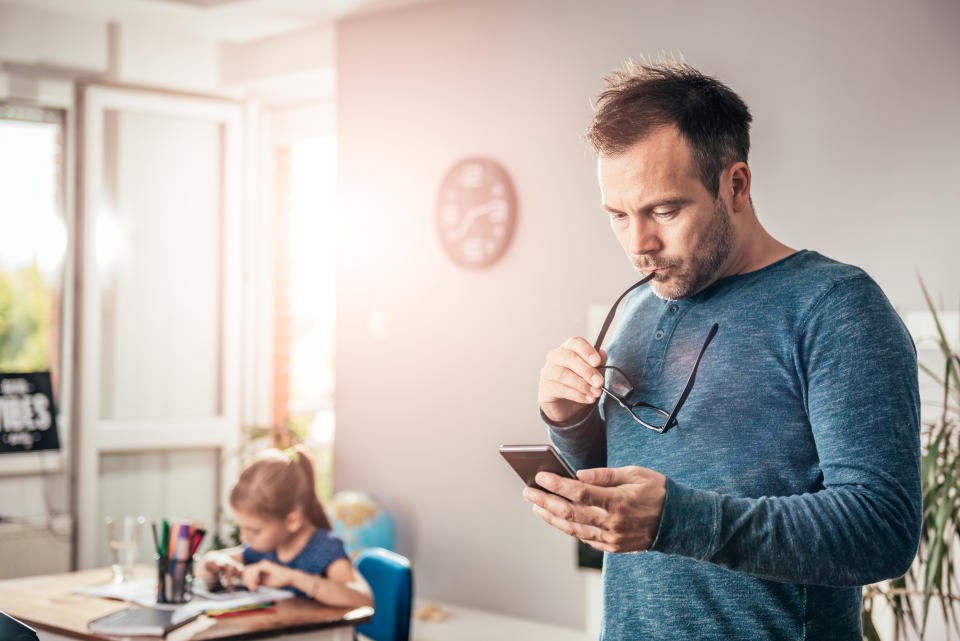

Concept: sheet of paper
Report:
left=75, top=578, right=157, bottom=604
left=76, top=580, right=294, bottom=612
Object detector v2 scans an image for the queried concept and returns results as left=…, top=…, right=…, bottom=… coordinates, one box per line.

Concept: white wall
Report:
left=333, top=0, right=960, bottom=629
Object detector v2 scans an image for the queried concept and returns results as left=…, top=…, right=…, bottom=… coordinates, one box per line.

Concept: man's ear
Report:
left=728, top=162, right=752, bottom=213
left=284, top=509, right=305, bottom=533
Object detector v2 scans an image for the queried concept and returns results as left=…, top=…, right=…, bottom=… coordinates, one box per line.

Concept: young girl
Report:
left=198, top=446, right=372, bottom=608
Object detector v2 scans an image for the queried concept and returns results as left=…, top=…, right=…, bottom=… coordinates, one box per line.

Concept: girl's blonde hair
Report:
left=229, top=445, right=332, bottom=530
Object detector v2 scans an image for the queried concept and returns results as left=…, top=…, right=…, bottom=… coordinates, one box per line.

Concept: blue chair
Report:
left=355, top=547, right=413, bottom=641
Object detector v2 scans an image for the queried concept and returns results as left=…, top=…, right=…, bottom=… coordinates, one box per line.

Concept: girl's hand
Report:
left=199, top=552, right=242, bottom=589
left=242, top=559, right=295, bottom=591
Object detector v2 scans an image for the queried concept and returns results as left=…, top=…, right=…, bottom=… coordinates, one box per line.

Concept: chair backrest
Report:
left=355, top=547, right=413, bottom=641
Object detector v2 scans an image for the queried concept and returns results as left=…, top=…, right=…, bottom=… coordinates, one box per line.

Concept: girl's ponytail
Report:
left=291, top=445, right=333, bottom=531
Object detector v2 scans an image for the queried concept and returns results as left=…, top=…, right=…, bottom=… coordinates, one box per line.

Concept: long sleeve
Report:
left=545, top=405, right=607, bottom=472
left=649, top=275, right=922, bottom=586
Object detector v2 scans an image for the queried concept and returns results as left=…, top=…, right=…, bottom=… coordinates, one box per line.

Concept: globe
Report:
left=327, top=491, right=396, bottom=557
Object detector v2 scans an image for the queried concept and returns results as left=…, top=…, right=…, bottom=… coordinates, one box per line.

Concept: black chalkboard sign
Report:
left=0, top=372, right=60, bottom=453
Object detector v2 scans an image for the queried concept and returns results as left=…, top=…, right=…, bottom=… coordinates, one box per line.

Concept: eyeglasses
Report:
left=594, top=273, right=718, bottom=434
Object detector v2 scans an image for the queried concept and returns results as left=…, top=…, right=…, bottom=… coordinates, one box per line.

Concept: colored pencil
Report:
left=151, top=522, right=160, bottom=556
left=159, top=519, right=169, bottom=560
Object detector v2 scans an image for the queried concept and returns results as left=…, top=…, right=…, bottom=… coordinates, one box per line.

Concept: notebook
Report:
left=88, top=606, right=199, bottom=636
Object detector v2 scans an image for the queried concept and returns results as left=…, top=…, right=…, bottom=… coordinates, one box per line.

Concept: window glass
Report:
left=275, top=137, right=337, bottom=499
left=0, top=107, right=66, bottom=394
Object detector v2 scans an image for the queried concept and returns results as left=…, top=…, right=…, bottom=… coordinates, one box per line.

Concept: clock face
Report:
left=435, top=157, right=517, bottom=269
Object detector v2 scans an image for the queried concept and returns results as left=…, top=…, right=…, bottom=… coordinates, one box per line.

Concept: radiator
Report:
left=0, top=515, right=71, bottom=579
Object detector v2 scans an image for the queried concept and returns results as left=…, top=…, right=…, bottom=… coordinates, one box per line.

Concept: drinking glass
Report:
left=105, top=515, right=146, bottom=583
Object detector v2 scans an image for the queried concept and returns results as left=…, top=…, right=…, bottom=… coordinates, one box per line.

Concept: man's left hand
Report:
left=523, top=466, right=667, bottom=553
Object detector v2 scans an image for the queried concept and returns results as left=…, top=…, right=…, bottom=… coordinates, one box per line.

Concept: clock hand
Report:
left=446, top=200, right=507, bottom=241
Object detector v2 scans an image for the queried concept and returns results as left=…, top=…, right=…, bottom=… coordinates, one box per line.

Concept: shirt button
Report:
left=655, top=330, right=664, bottom=340
left=668, top=304, right=678, bottom=313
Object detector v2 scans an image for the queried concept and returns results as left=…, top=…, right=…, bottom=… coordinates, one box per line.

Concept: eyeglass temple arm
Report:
left=593, top=272, right=658, bottom=352
left=663, top=323, right=719, bottom=427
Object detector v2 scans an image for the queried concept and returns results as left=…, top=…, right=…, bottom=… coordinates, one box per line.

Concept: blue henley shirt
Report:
left=547, top=250, right=921, bottom=640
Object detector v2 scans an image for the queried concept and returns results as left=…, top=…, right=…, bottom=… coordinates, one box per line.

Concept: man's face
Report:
left=598, top=126, right=734, bottom=300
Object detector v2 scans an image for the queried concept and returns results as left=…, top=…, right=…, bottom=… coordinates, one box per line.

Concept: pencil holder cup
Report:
left=155, top=554, right=194, bottom=604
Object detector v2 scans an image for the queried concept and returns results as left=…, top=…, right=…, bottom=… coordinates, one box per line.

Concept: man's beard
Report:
left=632, top=197, right=734, bottom=301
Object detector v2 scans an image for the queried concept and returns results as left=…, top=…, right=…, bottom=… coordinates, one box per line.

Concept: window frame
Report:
left=0, top=76, right=75, bottom=477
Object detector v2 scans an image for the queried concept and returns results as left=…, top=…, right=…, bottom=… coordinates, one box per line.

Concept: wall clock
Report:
left=435, top=157, right=517, bottom=269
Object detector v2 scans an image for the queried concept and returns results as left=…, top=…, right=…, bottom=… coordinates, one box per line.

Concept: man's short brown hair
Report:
left=587, top=60, right=752, bottom=197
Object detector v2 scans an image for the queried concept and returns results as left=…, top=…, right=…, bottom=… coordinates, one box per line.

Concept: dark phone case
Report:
left=500, top=445, right=576, bottom=492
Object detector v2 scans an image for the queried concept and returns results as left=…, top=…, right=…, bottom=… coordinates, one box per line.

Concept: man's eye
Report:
left=653, top=209, right=677, bottom=219
left=610, top=212, right=628, bottom=222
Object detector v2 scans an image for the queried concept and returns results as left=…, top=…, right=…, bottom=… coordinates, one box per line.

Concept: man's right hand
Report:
left=538, top=336, right=607, bottom=425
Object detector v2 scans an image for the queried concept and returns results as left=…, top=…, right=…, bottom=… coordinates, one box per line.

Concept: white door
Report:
left=77, top=86, right=243, bottom=569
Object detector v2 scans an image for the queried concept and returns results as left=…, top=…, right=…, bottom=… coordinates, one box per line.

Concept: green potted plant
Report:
left=862, top=280, right=960, bottom=640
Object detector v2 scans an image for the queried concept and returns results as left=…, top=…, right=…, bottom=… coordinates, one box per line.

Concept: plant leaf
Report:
left=925, top=465, right=956, bottom=633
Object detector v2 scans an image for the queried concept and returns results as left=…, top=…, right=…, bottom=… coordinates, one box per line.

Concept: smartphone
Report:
left=499, top=444, right=577, bottom=492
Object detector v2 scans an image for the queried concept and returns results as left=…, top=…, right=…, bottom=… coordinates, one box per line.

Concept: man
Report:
left=528, top=61, right=921, bottom=640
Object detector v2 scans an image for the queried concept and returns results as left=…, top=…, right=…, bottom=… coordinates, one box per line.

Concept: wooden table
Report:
left=0, top=566, right=373, bottom=641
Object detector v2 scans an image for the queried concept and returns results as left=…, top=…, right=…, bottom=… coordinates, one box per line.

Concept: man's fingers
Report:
left=525, top=466, right=667, bottom=554
left=529, top=497, right=642, bottom=552
left=541, top=377, right=600, bottom=406
left=577, top=467, right=625, bottom=486
left=523, top=485, right=576, bottom=521
left=583, top=538, right=616, bottom=553
left=552, top=348, right=605, bottom=389
left=563, top=336, right=604, bottom=368
left=538, top=336, right=609, bottom=424
left=536, top=472, right=612, bottom=509
left=544, top=363, right=603, bottom=397
left=531, top=504, right=609, bottom=543
left=526, top=475, right=612, bottom=521
left=578, top=466, right=659, bottom=490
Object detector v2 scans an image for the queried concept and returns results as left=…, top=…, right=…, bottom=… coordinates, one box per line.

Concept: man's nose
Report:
left=629, top=218, right=660, bottom=255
